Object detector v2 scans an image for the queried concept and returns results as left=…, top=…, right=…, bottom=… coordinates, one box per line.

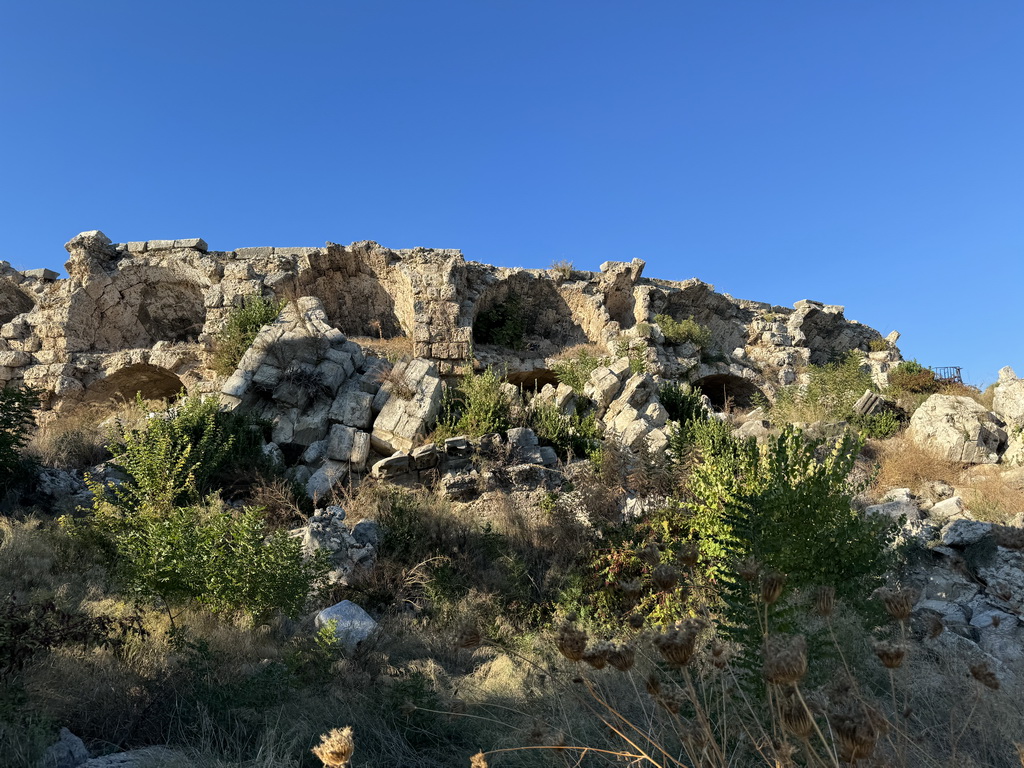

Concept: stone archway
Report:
left=83, top=364, right=185, bottom=404
left=693, top=373, right=764, bottom=411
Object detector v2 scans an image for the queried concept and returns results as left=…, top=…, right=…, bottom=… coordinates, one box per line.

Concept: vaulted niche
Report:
left=472, top=272, right=588, bottom=353
left=693, top=374, right=764, bottom=411
left=83, top=364, right=185, bottom=404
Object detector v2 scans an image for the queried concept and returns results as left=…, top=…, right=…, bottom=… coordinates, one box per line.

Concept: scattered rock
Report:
left=315, top=600, right=377, bottom=653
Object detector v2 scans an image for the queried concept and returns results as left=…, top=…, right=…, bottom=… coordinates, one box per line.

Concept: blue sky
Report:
left=2, top=1, right=1021, bottom=386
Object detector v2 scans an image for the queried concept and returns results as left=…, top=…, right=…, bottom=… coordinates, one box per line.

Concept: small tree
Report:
left=0, top=385, right=40, bottom=490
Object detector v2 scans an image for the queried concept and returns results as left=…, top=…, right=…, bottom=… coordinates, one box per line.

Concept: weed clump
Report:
left=212, top=294, right=285, bottom=376
left=654, top=313, right=712, bottom=348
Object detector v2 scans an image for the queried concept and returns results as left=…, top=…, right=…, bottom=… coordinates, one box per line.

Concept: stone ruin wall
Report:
left=0, top=230, right=901, bottom=410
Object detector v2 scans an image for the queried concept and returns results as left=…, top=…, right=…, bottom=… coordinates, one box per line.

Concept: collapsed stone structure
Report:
left=0, top=230, right=899, bottom=408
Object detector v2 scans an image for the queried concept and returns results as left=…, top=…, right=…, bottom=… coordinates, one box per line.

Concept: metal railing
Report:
left=931, top=366, right=963, bottom=384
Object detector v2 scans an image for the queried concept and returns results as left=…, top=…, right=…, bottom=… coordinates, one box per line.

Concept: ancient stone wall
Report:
left=0, top=230, right=899, bottom=407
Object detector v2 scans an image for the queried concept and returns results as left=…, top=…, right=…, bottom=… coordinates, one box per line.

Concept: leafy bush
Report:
left=436, top=367, right=515, bottom=437
left=552, top=347, right=606, bottom=394
left=97, top=395, right=268, bottom=512
left=212, top=295, right=284, bottom=376
left=769, top=350, right=875, bottom=424
left=849, top=410, right=903, bottom=439
left=868, top=337, right=890, bottom=352
left=0, top=385, right=39, bottom=490
left=658, top=382, right=706, bottom=425
left=654, top=313, right=712, bottom=348
left=529, top=399, right=599, bottom=458
left=473, top=292, right=527, bottom=349
left=887, top=360, right=939, bottom=394
left=71, top=497, right=327, bottom=620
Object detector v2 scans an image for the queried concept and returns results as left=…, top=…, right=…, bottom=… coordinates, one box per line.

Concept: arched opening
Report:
left=505, top=367, right=559, bottom=391
left=693, top=374, right=764, bottom=411
left=83, top=364, right=185, bottom=404
left=138, top=282, right=206, bottom=343
left=0, top=280, right=34, bottom=325
left=472, top=273, right=589, bottom=354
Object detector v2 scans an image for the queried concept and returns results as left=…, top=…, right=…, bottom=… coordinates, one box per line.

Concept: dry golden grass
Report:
left=959, top=469, right=1024, bottom=523
left=548, top=342, right=609, bottom=362
left=871, top=434, right=962, bottom=496
left=347, top=334, right=415, bottom=362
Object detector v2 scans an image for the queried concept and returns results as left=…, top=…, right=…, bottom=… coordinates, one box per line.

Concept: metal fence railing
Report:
left=931, top=366, right=963, bottom=384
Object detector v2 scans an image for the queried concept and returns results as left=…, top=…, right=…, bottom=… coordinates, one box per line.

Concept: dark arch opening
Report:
left=83, top=364, right=185, bottom=404
left=505, top=367, right=559, bottom=391
left=693, top=374, right=764, bottom=411
left=0, top=281, right=34, bottom=325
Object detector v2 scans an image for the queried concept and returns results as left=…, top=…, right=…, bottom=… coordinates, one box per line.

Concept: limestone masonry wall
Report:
left=0, top=230, right=900, bottom=407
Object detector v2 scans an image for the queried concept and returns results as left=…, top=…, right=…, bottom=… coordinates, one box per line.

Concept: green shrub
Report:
left=613, top=338, right=649, bottom=374
left=552, top=348, right=606, bottom=394
left=658, top=382, right=706, bottom=426
left=212, top=295, right=284, bottom=376
left=654, top=313, right=712, bottom=348
left=97, top=395, right=268, bottom=512
left=850, top=410, right=903, bottom=439
left=529, top=399, right=599, bottom=458
left=70, top=497, right=328, bottom=621
left=887, top=360, right=940, bottom=394
left=769, top=350, right=874, bottom=424
left=437, top=367, right=516, bottom=437
left=868, top=338, right=890, bottom=352
left=473, top=292, right=527, bottom=349
left=0, top=385, right=40, bottom=490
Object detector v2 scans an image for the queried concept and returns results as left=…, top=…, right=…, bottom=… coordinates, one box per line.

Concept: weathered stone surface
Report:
left=327, top=424, right=357, bottom=462
left=329, top=389, right=374, bottom=429
left=306, top=460, right=348, bottom=500
left=908, top=395, right=1008, bottom=464
left=40, top=727, right=90, bottom=768
left=370, top=358, right=442, bottom=454
left=371, top=453, right=410, bottom=478
left=993, top=368, right=1024, bottom=428
left=82, top=747, right=188, bottom=767
left=314, top=600, right=377, bottom=653
left=941, top=519, right=992, bottom=547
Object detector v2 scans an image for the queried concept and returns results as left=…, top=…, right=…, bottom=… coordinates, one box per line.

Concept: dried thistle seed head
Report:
left=813, top=585, right=836, bottom=617
left=761, top=570, right=787, bottom=605
left=312, top=726, right=355, bottom=768
left=780, top=693, right=812, bottom=739
left=448, top=699, right=468, bottom=716
left=645, top=673, right=662, bottom=696
left=970, top=661, right=1001, bottom=690
left=457, top=625, right=482, bottom=649
left=626, top=613, right=645, bottom=630
left=654, top=687, right=686, bottom=714
left=738, top=557, right=761, bottom=583
left=398, top=700, right=417, bottom=716
left=876, top=586, right=918, bottom=621
left=830, top=700, right=886, bottom=763
left=678, top=543, right=699, bottom=568
left=555, top=622, right=587, bottom=662
left=470, top=752, right=489, bottom=768
left=607, top=642, right=636, bottom=672
left=618, top=578, right=643, bottom=597
left=762, top=634, right=808, bottom=685
left=582, top=640, right=614, bottom=669
left=872, top=639, right=907, bottom=669
left=925, top=613, right=945, bottom=638
left=652, top=564, right=680, bottom=591
left=638, top=542, right=661, bottom=565
left=709, top=641, right=731, bottom=669
left=653, top=618, right=707, bottom=668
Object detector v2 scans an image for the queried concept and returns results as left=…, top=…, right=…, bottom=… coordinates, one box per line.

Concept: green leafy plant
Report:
left=658, top=382, right=706, bottom=426
left=70, top=497, right=328, bottom=621
left=769, top=350, right=875, bottom=424
left=887, top=360, right=940, bottom=394
left=529, top=399, right=599, bottom=458
left=0, top=385, right=40, bottom=490
left=552, top=348, right=607, bottom=394
left=96, top=395, right=267, bottom=512
left=849, top=410, right=903, bottom=439
left=436, top=367, right=516, bottom=437
left=473, top=292, right=527, bottom=349
left=212, top=295, right=285, bottom=376
left=654, top=313, right=712, bottom=348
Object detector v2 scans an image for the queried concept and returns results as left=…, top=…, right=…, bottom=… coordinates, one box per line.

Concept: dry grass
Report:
left=958, top=469, right=1024, bottom=523
left=871, top=434, right=962, bottom=496
left=548, top=342, right=609, bottom=363
left=347, top=334, right=415, bottom=363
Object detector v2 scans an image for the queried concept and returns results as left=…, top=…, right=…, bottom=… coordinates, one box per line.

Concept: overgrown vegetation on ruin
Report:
left=212, top=295, right=286, bottom=376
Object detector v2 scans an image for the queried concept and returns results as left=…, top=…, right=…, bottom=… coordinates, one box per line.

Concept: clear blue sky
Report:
left=2, top=1, right=1021, bottom=386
